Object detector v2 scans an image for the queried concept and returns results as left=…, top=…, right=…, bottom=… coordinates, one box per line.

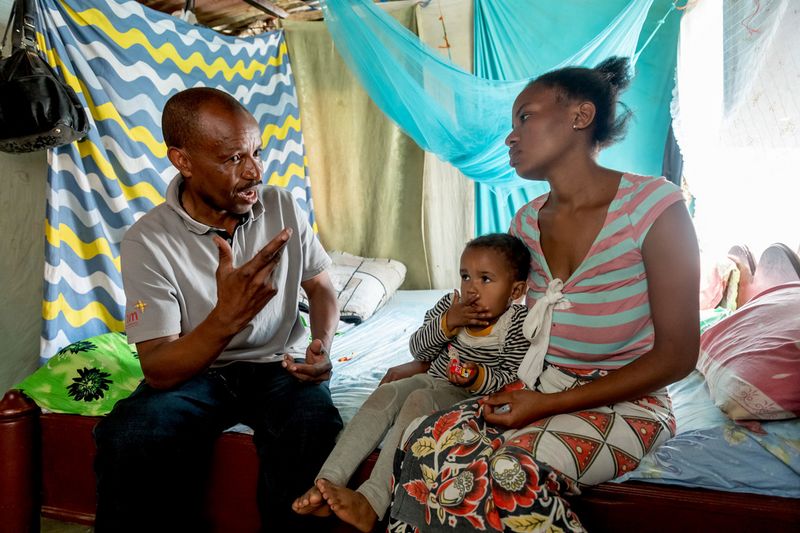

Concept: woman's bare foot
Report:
left=291, top=482, right=331, bottom=517
left=317, top=479, right=378, bottom=532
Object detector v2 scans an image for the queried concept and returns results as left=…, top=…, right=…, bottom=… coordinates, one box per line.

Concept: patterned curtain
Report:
left=36, top=0, right=314, bottom=359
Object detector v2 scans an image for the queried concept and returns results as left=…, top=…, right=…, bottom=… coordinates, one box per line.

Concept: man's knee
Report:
left=95, top=383, right=218, bottom=453
left=287, top=384, right=342, bottom=437
left=95, top=395, right=173, bottom=455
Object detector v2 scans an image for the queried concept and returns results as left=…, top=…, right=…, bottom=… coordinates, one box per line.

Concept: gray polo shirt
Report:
left=121, top=174, right=331, bottom=364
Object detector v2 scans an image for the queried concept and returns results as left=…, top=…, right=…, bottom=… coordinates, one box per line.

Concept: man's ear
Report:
left=510, top=280, right=527, bottom=302
left=573, top=101, right=597, bottom=131
left=167, top=146, right=192, bottom=177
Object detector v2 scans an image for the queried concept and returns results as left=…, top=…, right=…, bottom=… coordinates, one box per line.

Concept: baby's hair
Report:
left=162, top=87, right=248, bottom=149
left=465, top=233, right=531, bottom=282
left=530, top=56, right=633, bottom=148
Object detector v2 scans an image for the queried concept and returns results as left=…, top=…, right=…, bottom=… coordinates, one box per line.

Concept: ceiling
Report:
left=136, top=0, right=323, bottom=35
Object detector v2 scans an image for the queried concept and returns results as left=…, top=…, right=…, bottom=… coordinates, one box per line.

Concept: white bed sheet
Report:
left=224, top=289, right=445, bottom=435
left=328, top=291, right=800, bottom=499
left=229, top=290, right=800, bottom=500
left=329, top=289, right=447, bottom=425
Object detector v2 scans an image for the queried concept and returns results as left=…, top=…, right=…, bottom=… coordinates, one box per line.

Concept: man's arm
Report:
left=139, top=229, right=291, bottom=389
left=137, top=314, right=237, bottom=390
left=283, top=270, right=338, bottom=382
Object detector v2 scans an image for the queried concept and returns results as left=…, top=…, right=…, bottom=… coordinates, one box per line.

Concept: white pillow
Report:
left=300, top=251, right=407, bottom=323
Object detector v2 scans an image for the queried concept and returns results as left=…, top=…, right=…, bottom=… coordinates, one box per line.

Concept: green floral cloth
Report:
left=17, top=332, right=143, bottom=416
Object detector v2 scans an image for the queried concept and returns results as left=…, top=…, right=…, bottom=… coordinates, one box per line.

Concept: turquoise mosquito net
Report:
left=320, top=0, right=682, bottom=233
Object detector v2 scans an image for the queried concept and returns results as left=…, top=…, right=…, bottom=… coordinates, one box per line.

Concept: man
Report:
left=94, top=87, right=343, bottom=532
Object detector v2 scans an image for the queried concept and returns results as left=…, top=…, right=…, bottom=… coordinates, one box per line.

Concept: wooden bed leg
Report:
left=0, top=390, right=41, bottom=533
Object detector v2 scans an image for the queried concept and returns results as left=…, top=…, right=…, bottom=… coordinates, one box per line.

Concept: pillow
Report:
left=697, top=282, right=800, bottom=420
left=17, top=332, right=143, bottom=416
left=699, top=255, right=740, bottom=310
left=301, top=251, right=407, bottom=323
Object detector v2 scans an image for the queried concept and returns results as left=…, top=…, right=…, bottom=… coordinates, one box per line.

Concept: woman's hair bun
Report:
left=595, top=56, right=631, bottom=94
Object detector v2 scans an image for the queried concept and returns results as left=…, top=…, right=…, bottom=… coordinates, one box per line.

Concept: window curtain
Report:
left=282, top=4, right=431, bottom=289
left=673, top=0, right=799, bottom=257
left=415, top=0, right=474, bottom=289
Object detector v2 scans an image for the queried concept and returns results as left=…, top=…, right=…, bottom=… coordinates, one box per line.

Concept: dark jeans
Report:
left=94, top=361, right=343, bottom=533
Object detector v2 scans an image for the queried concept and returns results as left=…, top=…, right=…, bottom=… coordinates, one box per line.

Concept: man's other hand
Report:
left=282, top=339, right=332, bottom=383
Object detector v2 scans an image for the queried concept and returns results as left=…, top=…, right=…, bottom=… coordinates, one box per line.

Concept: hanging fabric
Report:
left=673, top=0, right=799, bottom=256
left=473, top=0, right=681, bottom=233
left=282, top=5, right=431, bottom=289
left=318, top=0, right=667, bottom=189
left=37, top=0, right=314, bottom=359
left=318, top=0, right=681, bottom=234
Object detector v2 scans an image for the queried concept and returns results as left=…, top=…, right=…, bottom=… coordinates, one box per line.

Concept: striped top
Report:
left=410, top=293, right=530, bottom=395
left=510, top=174, right=684, bottom=369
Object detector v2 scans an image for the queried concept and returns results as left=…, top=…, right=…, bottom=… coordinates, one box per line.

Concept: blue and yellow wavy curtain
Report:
left=36, top=0, right=315, bottom=359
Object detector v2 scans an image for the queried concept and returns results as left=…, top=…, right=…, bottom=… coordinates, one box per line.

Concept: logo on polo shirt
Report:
left=126, top=300, right=147, bottom=327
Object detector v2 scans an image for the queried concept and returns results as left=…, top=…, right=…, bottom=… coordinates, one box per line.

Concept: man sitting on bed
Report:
left=93, top=87, right=344, bottom=533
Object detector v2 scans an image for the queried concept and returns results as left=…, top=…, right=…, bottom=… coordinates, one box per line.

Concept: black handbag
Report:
left=0, top=0, right=89, bottom=153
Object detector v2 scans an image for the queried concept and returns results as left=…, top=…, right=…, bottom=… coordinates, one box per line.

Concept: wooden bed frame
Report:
left=1, top=397, right=798, bottom=533
left=2, top=243, right=799, bottom=532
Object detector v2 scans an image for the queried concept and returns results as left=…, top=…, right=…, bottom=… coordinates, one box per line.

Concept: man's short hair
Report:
left=162, top=87, right=249, bottom=149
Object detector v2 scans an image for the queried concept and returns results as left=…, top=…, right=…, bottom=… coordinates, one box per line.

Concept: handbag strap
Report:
left=10, top=0, right=37, bottom=52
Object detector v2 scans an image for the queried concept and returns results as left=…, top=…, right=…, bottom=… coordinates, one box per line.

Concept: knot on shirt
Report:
left=518, top=279, right=571, bottom=388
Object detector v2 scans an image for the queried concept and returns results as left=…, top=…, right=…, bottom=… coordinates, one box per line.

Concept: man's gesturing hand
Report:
left=211, top=228, right=292, bottom=334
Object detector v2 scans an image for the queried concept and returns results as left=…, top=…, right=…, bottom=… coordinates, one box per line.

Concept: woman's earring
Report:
left=572, top=123, right=578, bottom=130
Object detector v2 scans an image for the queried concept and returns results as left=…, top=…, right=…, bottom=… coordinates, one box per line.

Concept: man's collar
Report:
left=165, top=174, right=264, bottom=235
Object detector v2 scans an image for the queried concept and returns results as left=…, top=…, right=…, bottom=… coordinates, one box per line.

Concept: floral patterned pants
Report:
left=388, top=365, right=676, bottom=532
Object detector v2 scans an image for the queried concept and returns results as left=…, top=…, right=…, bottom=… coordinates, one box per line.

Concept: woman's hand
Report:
left=380, top=360, right=431, bottom=385
left=480, top=389, right=555, bottom=428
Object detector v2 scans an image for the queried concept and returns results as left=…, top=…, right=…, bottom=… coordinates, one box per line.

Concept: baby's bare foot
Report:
left=291, top=482, right=331, bottom=517
left=317, top=479, right=378, bottom=532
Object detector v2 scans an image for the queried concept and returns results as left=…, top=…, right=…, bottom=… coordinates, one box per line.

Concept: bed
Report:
left=1, top=246, right=799, bottom=533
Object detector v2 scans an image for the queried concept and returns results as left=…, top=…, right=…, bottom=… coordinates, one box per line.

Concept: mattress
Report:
left=238, top=289, right=800, bottom=499
left=328, top=289, right=448, bottom=425
left=617, top=370, right=800, bottom=498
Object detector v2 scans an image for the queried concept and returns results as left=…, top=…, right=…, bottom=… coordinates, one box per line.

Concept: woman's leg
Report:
left=522, top=365, right=675, bottom=486
left=388, top=367, right=675, bottom=532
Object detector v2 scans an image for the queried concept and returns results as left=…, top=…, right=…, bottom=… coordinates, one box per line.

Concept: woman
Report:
left=387, top=57, right=700, bottom=532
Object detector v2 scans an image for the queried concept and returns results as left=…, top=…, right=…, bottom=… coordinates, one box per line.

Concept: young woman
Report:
left=387, top=57, right=700, bottom=532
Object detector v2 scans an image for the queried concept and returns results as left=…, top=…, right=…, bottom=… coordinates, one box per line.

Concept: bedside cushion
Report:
left=697, top=282, right=800, bottom=420
left=17, top=332, right=142, bottom=416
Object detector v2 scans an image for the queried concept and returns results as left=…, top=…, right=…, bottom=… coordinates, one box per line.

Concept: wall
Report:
left=0, top=151, right=48, bottom=391
left=0, top=0, right=49, bottom=391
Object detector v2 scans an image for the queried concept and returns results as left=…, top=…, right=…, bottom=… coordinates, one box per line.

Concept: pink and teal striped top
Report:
left=510, top=174, right=684, bottom=369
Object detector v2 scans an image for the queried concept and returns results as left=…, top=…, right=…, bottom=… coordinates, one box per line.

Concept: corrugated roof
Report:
left=136, top=0, right=322, bottom=35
